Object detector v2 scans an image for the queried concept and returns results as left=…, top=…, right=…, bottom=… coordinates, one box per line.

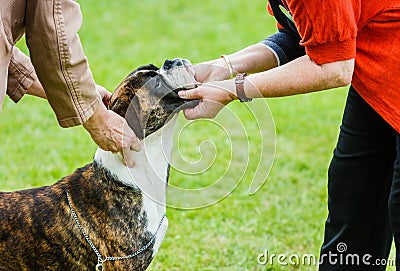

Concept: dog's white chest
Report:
left=94, top=116, right=178, bottom=256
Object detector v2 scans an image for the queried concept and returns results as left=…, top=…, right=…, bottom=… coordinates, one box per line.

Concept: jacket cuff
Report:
left=304, top=38, right=356, bottom=65
left=57, top=95, right=102, bottom=128
left=261, top=30, right=305, bottom=66
left=260, top=41, right=284, bottom=66
left=6, top=72, right=32, bottom=103
left=6, top=54, right=37, bottom=103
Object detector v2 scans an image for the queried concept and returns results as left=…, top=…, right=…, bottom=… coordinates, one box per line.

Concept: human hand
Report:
left=178, top=80, right=237, bottom=120
left=193, top=59, right=232, bottom=83
left=83, top=104, right=142, bottom=167
left=27, top=79, right=47, bottom=99
left=96, top=84, right=112, bottom=108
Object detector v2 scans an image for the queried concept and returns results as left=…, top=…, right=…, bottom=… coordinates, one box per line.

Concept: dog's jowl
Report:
left=0, top=59, right=197, bottom=271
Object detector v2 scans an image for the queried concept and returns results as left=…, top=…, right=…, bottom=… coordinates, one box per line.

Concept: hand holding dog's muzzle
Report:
left=178, top=80, right=237, bottom=120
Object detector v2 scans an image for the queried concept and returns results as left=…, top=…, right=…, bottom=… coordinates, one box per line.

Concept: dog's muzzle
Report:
left=159, top=58, right=197, bottom=91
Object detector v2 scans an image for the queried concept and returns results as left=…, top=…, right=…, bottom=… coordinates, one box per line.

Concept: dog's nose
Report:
left=162, top=59, right=175, bottom=71
left=161, top=58, right=188, bottom=71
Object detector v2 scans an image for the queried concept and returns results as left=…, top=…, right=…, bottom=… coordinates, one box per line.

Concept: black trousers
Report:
left=319, top=86, right=400, bottom=271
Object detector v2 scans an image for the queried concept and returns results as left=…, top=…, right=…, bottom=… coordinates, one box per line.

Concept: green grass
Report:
left=1, top=0, right=395, bottom=270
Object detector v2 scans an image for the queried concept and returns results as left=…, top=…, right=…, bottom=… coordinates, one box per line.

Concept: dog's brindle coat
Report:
left=0, top=63, right=195, bottom=270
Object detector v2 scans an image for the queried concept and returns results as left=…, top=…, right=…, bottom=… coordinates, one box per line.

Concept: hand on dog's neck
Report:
left=93, top=114, right=178, bottom=202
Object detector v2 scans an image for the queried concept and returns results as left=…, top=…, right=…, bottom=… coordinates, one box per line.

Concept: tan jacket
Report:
left=1, top=0, right=101, bottom=127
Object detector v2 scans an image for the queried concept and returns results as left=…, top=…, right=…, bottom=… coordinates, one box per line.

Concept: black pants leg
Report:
left=390, top=134, right=400, bottom=270
left=319, top=87, right=396, bottom=271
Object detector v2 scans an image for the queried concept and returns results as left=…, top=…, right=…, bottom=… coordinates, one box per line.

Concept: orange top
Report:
left=269, top=0, right=400, bottom=133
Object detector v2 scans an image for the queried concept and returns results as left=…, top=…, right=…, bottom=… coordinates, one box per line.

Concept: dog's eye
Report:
left=155, top=77, right=163, bottom=88
left=147, top=76, right=174, bottom=99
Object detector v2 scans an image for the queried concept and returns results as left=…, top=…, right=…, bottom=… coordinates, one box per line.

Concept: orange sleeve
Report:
left=286, top=0, right=359, bottom=64
left=267, top=3, right=274, bottom=16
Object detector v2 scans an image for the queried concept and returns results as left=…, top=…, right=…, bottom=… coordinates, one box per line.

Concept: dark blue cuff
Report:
left=260, top=29, right=305, bottom=65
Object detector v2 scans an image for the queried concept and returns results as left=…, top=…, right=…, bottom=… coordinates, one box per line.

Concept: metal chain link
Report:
left=66, top=191, right=166, bottom=270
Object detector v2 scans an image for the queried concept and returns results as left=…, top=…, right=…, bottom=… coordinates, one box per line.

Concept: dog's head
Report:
left=108, top=60, right=198, bottom=139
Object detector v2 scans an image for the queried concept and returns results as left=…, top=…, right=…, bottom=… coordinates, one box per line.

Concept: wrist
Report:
left=226, top=78, right=239, bottom=102
left=83, top=103, right=108, bottom=131
left=221, top=55, right=235, bottom=79
left=234, top=73, right=252, bottom=102
left=209, top=79, right=238, bottom=103
left=194, top=58, right=233, bottom=82
left=215, top=75, right=252, bottom=103
left=216, top=57, right=234, bottom=80
left=27, top=80, right=46, bottom=99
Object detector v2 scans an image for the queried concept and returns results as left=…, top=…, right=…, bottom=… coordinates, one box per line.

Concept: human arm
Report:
left=6, top=47, right=46, bottom=101
left=194, top=24, right=306, bottom=83
left=245, top=56, right=354, bottom=98
left=179, top=29, right=353, bottom=119
left=8, top=48, right=112, bottom=105
left=8, top=45, right=139, bottom=166
left=179, top=55, right=354, bottom=119
left=194, top=43, right=279, bottom=83
left=179, top=0, right=357, bottom=119
left=23, top=0, right=140, bottom=166
left=25, top=0, right=101, bottom=127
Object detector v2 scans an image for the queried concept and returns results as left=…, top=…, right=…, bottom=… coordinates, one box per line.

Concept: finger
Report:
left=184, top=100, right=222, bottom=120
left=96, top=85, right=111, bottom=98
left=96, top=85, right=112, bottom=107
left=122, top=147, right=135, bottom=168
left=178, top=88, right=202, bottom=100
left=183, top=108, right=198, bottom=120
left=130, top=138, right=142, bottom=152
left=103, top=93, right=111, bottom=104
left=102, top=90, right=112, bottom=100
left=183, top=105, right=204, bottom=120
left=123, top=126, right=142, bottom=152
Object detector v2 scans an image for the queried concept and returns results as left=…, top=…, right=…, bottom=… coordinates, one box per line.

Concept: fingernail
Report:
left=178, top=91, right=185, bottom=98
left=133, top=141, right=142, bottom=151
left=123, top=157, right=135, bottom=168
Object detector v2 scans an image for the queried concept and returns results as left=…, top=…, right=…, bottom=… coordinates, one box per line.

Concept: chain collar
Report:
left=66, top=191, right=166, bottom=271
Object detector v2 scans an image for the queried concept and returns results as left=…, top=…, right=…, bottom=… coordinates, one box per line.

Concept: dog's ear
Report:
left=108, top=81, right=136, bottom=117
left=108, top=65, right=158, bottom=115
left=135, top=64, right=159, bottom=72
left=123, top=65, right=159, bottom=90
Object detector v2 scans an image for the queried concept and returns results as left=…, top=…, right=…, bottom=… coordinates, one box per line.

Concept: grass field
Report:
left=0, top=0, right=395, bottom=270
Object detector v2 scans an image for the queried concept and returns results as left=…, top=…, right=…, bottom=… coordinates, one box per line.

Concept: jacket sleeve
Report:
left=24, top=0, right=101, bottom=128
left=6, top=47, right=37, bottom=103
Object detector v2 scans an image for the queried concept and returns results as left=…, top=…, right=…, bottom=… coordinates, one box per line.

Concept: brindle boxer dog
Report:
left=0, top=60, right=197, bottom=271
